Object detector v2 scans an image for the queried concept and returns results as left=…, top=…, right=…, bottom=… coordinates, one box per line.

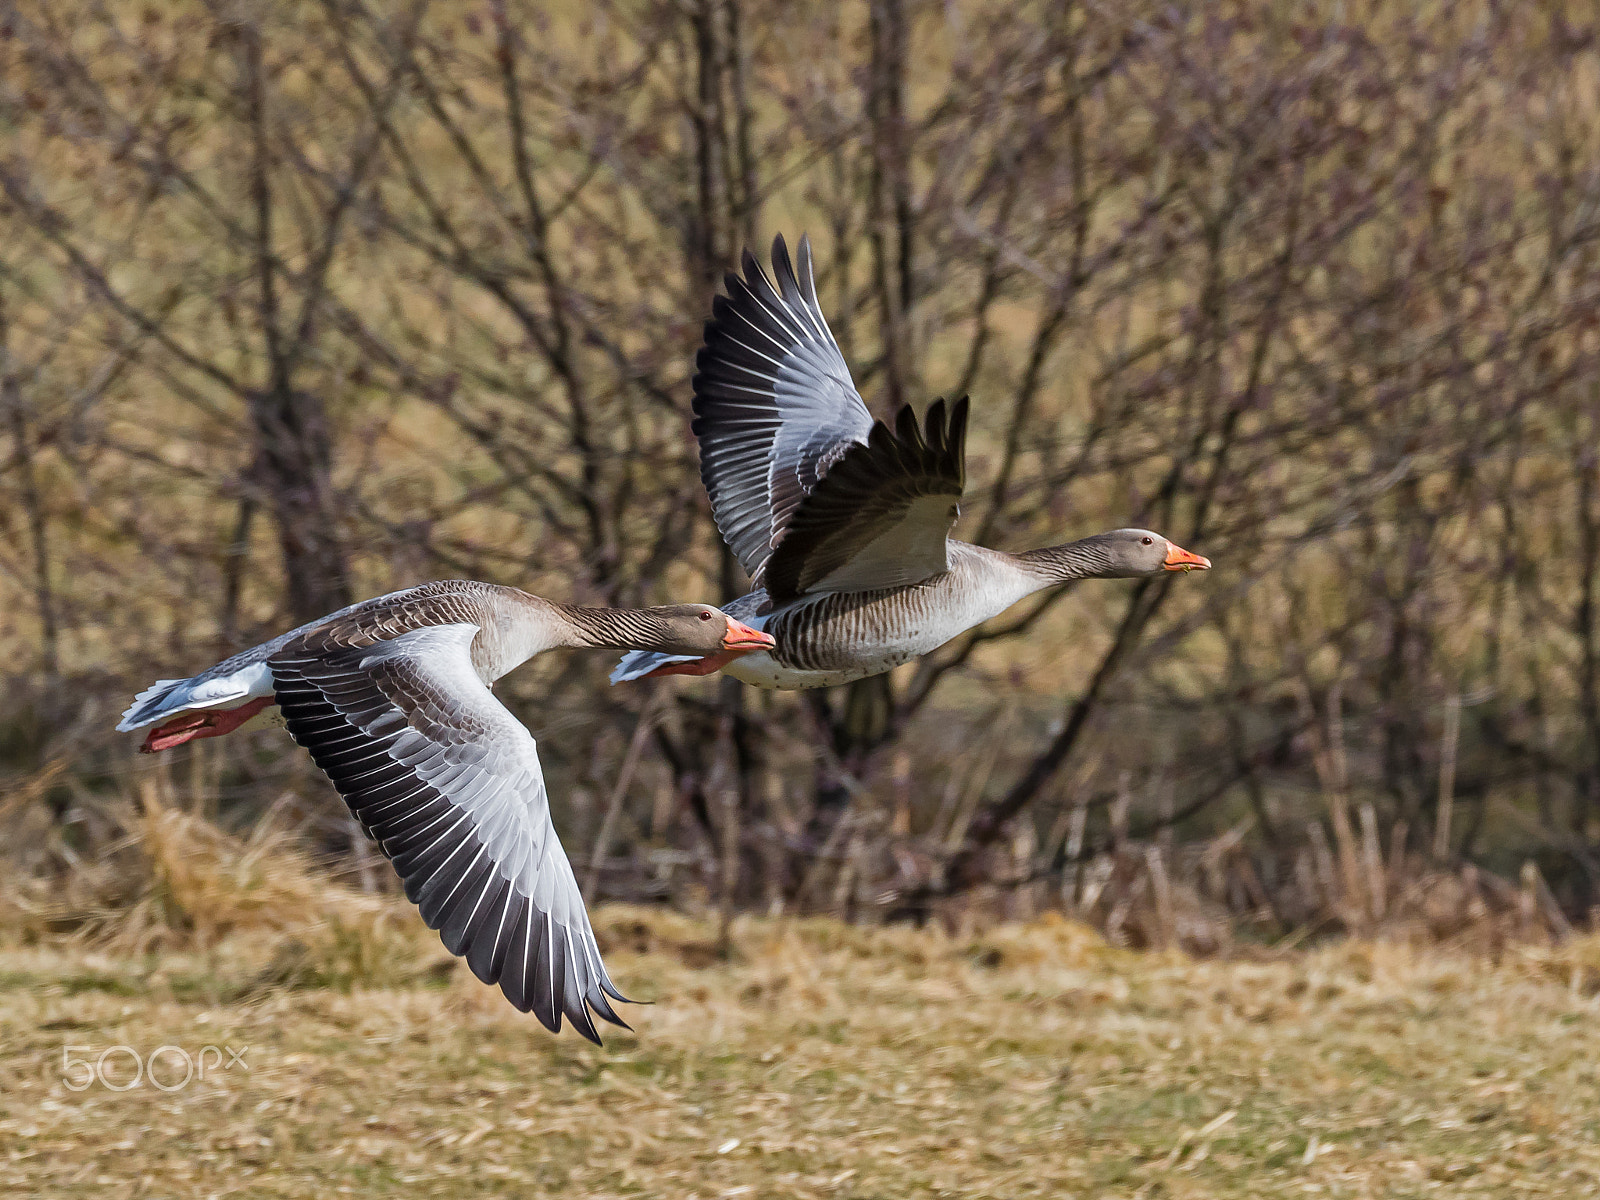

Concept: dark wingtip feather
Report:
left=548, top=930, right=572, bottom=1037
left=563, top=969, right=602, bottom=1045
left=894, top=403, right=924, bottom=452
left=567, top=1002, right=600, bottom=1045
left=587, top=986, right=630, bottom=1031
left=949, top=395, right=970, bottom=487
left=500, top=902, right=535, bottom=1014
left=736, top=247, right=761, bottom=291
left=795, top=234, right=817, bottom=304
left=770, top=233, right=800, bottom=298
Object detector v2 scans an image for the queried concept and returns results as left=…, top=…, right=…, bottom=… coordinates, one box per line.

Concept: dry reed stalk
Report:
left=795, top=807, right=858, bottom=910
left=1519, top=860, right=1540, bottom=938
left=1308, top=821, right=1339, bottom=912
left=1077, top=854, right=1112, bottom=913
left=0, top=752, right=71, bottom=826
left=1145, top=845, right=1175, bottom=949
left=1231, top=853, right=1273, bottom=916
left=649, top=771, right=676, bottom=845
left=1519, top=860, right=1571, bottom=940
left=890, top=750, right=911, bottom=836
left=833, top=827, right=867, bottom=917
left=1040, top=757, right=1097, bottom=867
left=941, top=707, right=1011, bottom=853
left=347, top=814, right=380, bottom=894
left=1293, top=848, right=1320, bottom=912
left=1434, top=692, right=1462, bottom=860
left=586, top=688, right=666, bottom=895
left=1359, top=801, right=1386, bottom=920
left=712, top=712, right=741, bottom=954
left=1061, top=801, right=1088, bottom=909
left=1298, top=680, right=1365, bottom=925
left=764, top=767, right=800, bottom=841
left=1111, top=771, right=1132, bottom=851
left=1009, top=818, right=1038, bottom=920
left=1388, top=818, right=1409, bottom=890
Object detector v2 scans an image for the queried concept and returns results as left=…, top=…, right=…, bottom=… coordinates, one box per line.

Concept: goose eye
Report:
left=1141, top=536, right=1153, bottom=545
left=699, top=611, right=713, bottom=621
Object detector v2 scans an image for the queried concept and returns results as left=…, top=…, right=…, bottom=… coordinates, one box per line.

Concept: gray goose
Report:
left=613, top=235, right=1210, bottom=690
left=118, top=581, right=773, bottom=1041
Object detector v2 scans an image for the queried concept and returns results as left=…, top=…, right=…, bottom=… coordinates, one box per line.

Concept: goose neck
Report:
left=555, top=605, right=666, bottom=651
left=1015, top=538, right=1113, bottom=585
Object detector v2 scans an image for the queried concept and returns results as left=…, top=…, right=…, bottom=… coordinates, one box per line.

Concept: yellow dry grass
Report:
left=4, top=897, right=1600, bottom=1197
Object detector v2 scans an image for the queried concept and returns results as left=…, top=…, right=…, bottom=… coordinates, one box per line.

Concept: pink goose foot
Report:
left=641, top=651, right=740, bottom=679
left=140, top=696, right=274, bottom=753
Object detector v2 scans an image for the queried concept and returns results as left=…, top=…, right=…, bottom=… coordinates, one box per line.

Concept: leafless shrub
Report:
left=2, top=0, right=1600, bottom=947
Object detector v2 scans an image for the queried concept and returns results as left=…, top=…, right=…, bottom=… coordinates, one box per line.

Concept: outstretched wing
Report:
left=761, top=397, right=968, bottom=601
left=693, top=234, right=875, bottom=584
left=270, top=623, right=628, bottom=1043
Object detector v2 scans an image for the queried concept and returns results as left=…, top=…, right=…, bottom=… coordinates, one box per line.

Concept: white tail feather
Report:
left=116, top=661, right=274, bottom=731
left=116, top=679, right=189, bottom=731
left=609, top=651, right=700, bottom=685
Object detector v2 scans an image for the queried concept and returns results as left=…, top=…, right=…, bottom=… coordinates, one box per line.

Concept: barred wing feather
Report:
left=269, top=623, right=627, bottom=1043
left=692, top=234, right=874, bottom=584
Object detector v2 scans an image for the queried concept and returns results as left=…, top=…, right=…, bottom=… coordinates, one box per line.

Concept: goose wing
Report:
left=761, top=396, right=968, bottom=601
left=269, top=621, right=627, bottom=1043
left=693, top=234, right=875, bottom=585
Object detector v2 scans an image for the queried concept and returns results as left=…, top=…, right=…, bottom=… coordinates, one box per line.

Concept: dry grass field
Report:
left=4, top=893, right=1600, bottom=1198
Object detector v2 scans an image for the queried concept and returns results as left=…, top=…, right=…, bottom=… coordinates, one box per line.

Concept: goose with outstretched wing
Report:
left=119, top=581, right=773, bottom=1042
left=614, top=235, right=1210, bottom=690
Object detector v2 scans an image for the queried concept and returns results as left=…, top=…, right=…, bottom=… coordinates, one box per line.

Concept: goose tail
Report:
left=116, top=679, right=193, bottom=731
left=610, top=651, right=701, bottom=685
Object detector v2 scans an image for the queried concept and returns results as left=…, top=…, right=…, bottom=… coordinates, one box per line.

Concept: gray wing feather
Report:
left=270, top=623, right=627, bottom=1043
left=693, top=234, right=874, bottom=584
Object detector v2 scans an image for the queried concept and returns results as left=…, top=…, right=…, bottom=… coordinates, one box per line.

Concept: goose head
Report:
left=1084, top=529, right=1212, bottom=578
left=645, top=605, right=776, bottom=656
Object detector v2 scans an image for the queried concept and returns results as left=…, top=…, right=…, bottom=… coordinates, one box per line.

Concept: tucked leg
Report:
left=140, top=696, right=274, bottom=753
left=640, top=651, right=739, bottom=679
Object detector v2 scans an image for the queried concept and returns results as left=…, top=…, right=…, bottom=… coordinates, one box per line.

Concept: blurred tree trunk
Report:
left=867, top=0, right=914, bottom=411
left=246, top=386, right=350, bottom=625
left=1574, top=406, right=1600, bottom=873
left=0, top=282, right=58, bottom=675
left=239, top=20, right=353, bottom=624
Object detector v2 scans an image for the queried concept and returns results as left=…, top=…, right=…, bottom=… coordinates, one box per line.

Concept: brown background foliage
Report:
left=2, top=0, right=1599, bottom=945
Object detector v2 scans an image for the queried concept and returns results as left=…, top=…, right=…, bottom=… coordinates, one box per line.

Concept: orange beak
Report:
left=720, top=618, right=776, bottom=653
left=1162, top=543, right=1211, bottom=572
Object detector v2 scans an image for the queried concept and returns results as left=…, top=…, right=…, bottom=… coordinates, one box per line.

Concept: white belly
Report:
left=723, top=650, right=915, bottom=691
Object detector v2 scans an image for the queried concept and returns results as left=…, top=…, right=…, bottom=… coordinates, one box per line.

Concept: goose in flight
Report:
left=614, top=235, right=1209, bottom=690
left=119, top=581, right=774, bottom=1041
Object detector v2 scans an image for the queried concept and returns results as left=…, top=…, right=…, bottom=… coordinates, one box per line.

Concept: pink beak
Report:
left=1162, top=543, right=1211, bottom=572
left=720, top=618, right=775, bottom=653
